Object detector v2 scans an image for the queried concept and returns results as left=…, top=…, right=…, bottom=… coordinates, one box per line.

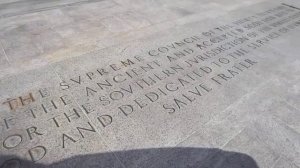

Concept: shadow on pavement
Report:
left=0, top=147, right=259, bottom=168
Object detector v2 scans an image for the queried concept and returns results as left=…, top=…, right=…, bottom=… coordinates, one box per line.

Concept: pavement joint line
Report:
left=0, top=39, right=10, bottom=65
left=281, top=3, right=300, bottom=10
left=0, top=0, right=109, bottom=18
left=270, top=155, right=283, bottom=168
left=220, top=126, right=246, bottom=149
left=282, top=99, right=300, bottom=113
left=272, top=114, right=300, bottom=136
left=174, top=130, right=199, bottom=147
left=274, top=113, right=300, bottom=135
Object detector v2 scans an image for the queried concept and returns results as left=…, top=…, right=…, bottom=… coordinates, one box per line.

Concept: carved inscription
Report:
left=1, top=4, right=300, bottom=164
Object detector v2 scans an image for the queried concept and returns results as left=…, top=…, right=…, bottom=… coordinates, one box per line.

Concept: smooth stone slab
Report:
left=273, top=157, right=300, bottom=168
left=1, top=1, right=300, bottom=168
left=0, top=0, right=108, bottom=18
left=0, top=0, right=271, bottom=78
left=0, top=67, right=123, bottom=167
left=54, top=2, right=300, bottom=165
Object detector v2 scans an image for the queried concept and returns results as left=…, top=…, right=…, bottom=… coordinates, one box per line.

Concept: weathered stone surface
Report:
left=0, top=0, right=300, bottom=168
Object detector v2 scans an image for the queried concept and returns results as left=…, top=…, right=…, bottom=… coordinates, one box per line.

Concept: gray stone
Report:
left=1, top=0, right=300, bottom=168
left=0, top=67, right=123, bottom=167
left=273, top=157, right=300, bottom=168
left=223, top=126, right=280, bottom=168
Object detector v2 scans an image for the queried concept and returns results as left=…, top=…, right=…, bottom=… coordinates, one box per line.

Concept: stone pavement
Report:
left=0, top=0, right=300, bottom=167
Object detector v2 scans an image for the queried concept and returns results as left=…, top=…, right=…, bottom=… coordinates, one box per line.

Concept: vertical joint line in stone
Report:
left=281, top=3, right=300, bottom=10
left=0, top=40, right=10, bottom=64
left=221, top=127, right=246, bottom=149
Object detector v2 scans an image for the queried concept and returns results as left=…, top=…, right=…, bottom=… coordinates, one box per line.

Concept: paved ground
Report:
left=0, top=0, right=271, bottom=78
left=0, top=0, right=300, bottom=168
